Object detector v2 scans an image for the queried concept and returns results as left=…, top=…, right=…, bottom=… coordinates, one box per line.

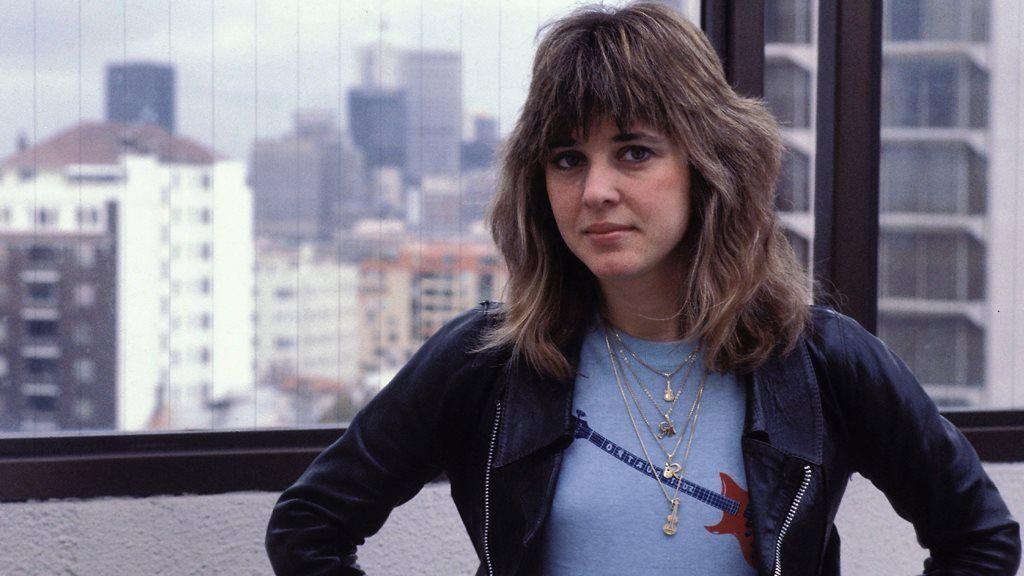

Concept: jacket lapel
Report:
left=742, top=338, right=824, bottom=575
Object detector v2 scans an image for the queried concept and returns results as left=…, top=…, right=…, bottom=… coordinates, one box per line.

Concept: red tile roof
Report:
left=1, top=121, right=218, bottom=172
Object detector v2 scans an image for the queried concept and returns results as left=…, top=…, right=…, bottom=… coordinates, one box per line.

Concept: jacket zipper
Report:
left=772, top=464, right=812, bottom=576
left=483, top=400, right=503, bottom=576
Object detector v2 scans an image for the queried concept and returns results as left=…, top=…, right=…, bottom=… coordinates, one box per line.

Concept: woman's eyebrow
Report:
left=548, top=137, right=576, bottom=149
left=612, top=131, right=663, bottom=143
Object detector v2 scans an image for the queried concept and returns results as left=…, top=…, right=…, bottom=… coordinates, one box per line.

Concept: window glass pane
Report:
left=0, top=1, right=702, bottom=435
left=765, top=0, right=817, bottom=279
left=879, top=0, right=1021, bottom=410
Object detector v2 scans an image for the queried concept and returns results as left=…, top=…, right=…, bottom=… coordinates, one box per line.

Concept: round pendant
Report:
left=662, top=523, right=677, bottom=536
left=663, top=389, right=674, bottom=402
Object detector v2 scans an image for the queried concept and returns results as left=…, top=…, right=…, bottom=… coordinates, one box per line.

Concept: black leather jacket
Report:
left=266, top=303, right=1020, bottom=575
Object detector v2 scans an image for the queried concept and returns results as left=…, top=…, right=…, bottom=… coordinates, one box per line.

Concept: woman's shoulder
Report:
left=414, top=300, right=509, bottom=366
left=803, top=304, right=901, bottom=373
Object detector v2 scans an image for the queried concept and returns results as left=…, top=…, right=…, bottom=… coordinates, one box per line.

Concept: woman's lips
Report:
left=584, top=224, right=635, bottom=245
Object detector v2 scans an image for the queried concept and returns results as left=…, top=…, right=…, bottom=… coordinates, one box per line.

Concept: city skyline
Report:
left=0, top=0, right=689, bottom=163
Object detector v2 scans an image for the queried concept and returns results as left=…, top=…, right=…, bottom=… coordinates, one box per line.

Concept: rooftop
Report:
left=1, top=122, right=218, bottom=173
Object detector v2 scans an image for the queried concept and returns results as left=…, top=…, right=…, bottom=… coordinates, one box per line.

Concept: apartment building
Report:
left=0, top=122, right=255, bottom=429
left=766, top=0, right=1016, bottom=407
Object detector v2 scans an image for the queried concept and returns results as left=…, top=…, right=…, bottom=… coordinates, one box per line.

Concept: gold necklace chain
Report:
left=611, top=327, right=700, bottom=402
left=603, top=329, right=707, bottom=536
left=614, top=341, right=699, bottom=438
left=613, top=343, right=702, bottom=464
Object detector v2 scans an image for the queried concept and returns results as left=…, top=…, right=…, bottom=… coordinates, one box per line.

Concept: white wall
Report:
left=2, top=464, right=1021, bottom=575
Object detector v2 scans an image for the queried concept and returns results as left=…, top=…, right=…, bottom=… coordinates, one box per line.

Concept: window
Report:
left=765, top=0, right=812, bottom=44
left=26, top=319, right=59, bottom=339
left=35, top=207, right=59, bottom=228
left=882, top=58, right=987, bottom=128
left=73, top=399, right=94, bottom=421
left=72, top=324, right=92, bottom=345
left=75, top=206, right=99, bottom=226
left=75, top=284, right=96, bottom=308
left=880, top=143, right=986, bottom=214
left=883, top=0, right=990, bottom=42
left=26, top=358, right=58, bottom=381
left=26, top=281, right=58, bottom=304
left=765, top=59, right=812, bottom=128
left=776, top=149, right=810, bottom=212
left=27, top=245, right=57, bottom=262
left=74, top=359, right=95, bottom=384
left=76, top=245, right=97, bottom=268
left=879, top=232, right=985, bottom=301
left=879, top=315, right=984, bottom=394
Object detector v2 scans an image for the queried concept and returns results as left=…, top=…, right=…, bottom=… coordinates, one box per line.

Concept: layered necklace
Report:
left=611, top=327, right=700, bottom=402
left=611, top=327, right=700, bottom=440
left=601, top=324, right=708, bottom=537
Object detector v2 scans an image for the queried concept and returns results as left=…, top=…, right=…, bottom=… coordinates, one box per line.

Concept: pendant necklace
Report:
left=613, top=341, right=700, bottom=439
left=611, top=327, right=700, bottom=402
left=603, top=328, right=707, bottom=537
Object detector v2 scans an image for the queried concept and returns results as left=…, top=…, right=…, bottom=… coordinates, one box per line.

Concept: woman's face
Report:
left=544, top=116, right=693, bottom=286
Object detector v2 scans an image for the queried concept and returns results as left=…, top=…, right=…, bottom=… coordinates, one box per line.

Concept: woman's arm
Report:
left=825, top=310, right=1020, bottom=575
left=264, top=305, right=494, bottom=575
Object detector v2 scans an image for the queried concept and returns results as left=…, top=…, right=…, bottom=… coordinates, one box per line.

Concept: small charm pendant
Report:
left=662, top=462, right=682, bottom=478
left=662, top=499, right=680, bottom=536
left=657, top=421, right=676, bottom=439
left=664, top=381, right=674, bottom=402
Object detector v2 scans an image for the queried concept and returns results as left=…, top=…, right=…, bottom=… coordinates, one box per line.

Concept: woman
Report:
left=266, top=3, right=1020, bottom=575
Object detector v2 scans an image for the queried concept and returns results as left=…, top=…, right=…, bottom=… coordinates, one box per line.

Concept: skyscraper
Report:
left=105, top=63, right=176, bottom=135
left=400, top=50, right=463, bottom=184
left=348, top=88, right=407, bottom=169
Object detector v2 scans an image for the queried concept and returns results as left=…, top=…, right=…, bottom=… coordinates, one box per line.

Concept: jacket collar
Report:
left=493, top=327, right=823, bottom=468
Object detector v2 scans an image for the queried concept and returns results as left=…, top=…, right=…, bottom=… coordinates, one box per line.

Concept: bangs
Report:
left=535, top=14, right=673, bottom=151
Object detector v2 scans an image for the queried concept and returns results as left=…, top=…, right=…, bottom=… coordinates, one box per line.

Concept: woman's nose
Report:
left=581, top=162, right=620, bottom=208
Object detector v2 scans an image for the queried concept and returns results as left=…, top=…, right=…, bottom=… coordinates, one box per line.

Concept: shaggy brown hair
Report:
left=480, top=1, right=811, bottom=380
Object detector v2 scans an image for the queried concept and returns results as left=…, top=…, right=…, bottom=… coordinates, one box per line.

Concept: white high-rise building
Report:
left=0, top=122, right=255, bottom=429
left=766, top=0, right=1021, bottom=408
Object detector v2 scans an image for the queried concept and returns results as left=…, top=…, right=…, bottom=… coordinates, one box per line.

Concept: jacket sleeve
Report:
left=264, top=305, right=494, bottom=575
left=828, top=311, right=1020, bottom=575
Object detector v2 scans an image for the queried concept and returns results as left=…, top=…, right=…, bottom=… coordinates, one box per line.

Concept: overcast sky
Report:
left=0, top=0, right=696, bottom=162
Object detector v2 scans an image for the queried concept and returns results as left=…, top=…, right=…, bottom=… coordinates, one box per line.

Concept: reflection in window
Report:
left=879, top=232, right=985, bottom=301
left=883, top=58, right=988, bottom=128
left=883, top=0, right=990, bottom=42
left=879, top=315, right=984, bottom=392
left=764, top=0, right=812, bottom=44
left=765, top=60, right=811, bottom=128
left=775, top=149, right=810, bottom=212
left=880, top=143, right=986, bottom=214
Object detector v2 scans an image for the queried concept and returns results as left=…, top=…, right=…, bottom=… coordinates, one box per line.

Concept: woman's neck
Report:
left=599, top=275, right=687, bottom=342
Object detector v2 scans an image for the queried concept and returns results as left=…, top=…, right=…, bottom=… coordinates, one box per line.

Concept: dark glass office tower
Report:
left=106, top=63, right=176, bottom=134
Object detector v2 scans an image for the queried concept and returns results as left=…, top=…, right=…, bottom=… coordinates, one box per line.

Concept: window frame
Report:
left=0, top=0, right=1020, bottom=504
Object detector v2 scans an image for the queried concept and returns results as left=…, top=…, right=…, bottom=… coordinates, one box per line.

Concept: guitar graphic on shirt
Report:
left=572, top=410, right=755, bottom=567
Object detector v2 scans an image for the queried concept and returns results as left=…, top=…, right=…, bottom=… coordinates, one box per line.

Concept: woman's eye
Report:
left=621, top=146, right=652, bottom=162
left=552, top=152, right=583, bottom=170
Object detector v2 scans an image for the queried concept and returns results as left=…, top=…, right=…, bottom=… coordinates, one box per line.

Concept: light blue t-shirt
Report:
left=536, top=319, right=756, bottom=574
